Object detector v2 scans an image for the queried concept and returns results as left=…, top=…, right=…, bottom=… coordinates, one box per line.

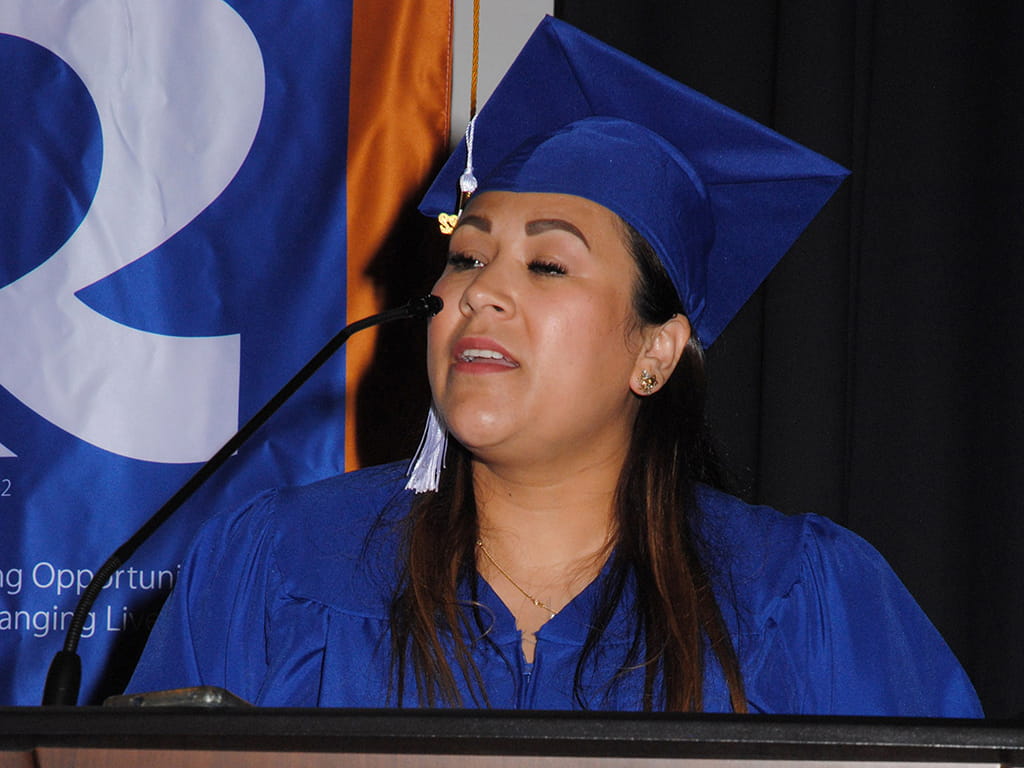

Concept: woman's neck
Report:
left=472, top=454, right=619, bottom=568
left=471, top=455, right=620, bottom=661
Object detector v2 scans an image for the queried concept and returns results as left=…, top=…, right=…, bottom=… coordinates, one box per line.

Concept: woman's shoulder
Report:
left=199, top=461, right=414, bottom=615
left=694, top=485, right=983, bottom=716
left=211, top=461, right=411, bottom=546
left=692, top=484, right=926, bottom=639
left=271, top=460, right=413, bottom=530
left=694, top=484, right=866, bottom=608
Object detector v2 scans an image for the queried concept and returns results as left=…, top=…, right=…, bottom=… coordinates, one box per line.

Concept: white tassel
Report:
left=405, top=405, right=448, bottom=493
left=458, top=117, right=478, bottom=199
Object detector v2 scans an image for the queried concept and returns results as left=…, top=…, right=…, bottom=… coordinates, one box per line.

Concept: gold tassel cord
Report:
left=469, top=0, right=480, bottom=119
left=440, top=0, right=482, bottom=233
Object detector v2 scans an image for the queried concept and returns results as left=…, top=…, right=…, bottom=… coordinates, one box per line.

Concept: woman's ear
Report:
left=630, top=314, right=692, bottom=396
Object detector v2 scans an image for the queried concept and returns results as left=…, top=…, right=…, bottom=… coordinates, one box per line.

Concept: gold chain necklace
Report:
left=476, top=539, right=558, bottom=619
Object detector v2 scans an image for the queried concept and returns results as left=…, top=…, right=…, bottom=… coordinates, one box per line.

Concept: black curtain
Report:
left=555, top=0, right=1024, bottom=718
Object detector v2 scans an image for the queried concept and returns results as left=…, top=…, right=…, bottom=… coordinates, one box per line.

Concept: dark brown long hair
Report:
left=389, top=221, right=746, bottom=711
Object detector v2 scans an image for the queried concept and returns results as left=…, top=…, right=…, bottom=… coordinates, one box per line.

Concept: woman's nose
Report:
left=460, top=259, right=515, bottom=318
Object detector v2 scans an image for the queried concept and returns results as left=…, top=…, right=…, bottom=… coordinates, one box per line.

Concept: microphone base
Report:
left=42, top=650, right=81, bottom=706
left=104, top=685, right=251, bottom=708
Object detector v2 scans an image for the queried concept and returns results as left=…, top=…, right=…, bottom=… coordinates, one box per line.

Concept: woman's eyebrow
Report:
left=453, top=214, right=490, bottom=233
left=525, top=219, right=590, bottom=249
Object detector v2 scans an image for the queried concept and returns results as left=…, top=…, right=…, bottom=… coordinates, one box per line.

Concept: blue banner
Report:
left=0, top=0, right=355, bottom=704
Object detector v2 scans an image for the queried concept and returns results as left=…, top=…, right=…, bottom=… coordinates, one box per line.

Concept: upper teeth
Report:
left=461, top=348, right=505, bottom=361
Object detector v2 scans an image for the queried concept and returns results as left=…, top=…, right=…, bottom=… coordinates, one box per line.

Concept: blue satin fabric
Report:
left=128, top=462, right=981, bottom=715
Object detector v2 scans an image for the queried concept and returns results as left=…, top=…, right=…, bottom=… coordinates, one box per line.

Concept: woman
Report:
left=127, top=18, right=982, bottom=715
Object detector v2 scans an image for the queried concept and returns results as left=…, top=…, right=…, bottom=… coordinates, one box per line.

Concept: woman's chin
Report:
left=446, top=420, right=525, bottom=464
left=442, top=404, right=512, bottom=441
left=449, top=429, right=511, bottom=459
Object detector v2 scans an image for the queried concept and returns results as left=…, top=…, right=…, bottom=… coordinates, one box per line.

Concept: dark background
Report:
left=550, top=0, right=1023, bottom=718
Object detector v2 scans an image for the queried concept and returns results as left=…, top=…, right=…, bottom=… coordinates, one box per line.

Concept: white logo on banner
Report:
left=0, top=443, right=14, bottom=458
left=0, top=0, right=265, bottom=464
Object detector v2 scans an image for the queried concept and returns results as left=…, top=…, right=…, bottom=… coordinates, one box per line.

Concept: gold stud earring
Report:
left=638, top=369, right=657, bottom=395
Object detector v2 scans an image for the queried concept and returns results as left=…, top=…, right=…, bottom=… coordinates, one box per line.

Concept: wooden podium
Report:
left=0, top=709, right=1022, bottom=768
left=0, top=712, right=1019, bottom=768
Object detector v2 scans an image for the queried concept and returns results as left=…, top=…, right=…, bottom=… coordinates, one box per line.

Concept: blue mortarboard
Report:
left=419, top=16, right=849, bottom=345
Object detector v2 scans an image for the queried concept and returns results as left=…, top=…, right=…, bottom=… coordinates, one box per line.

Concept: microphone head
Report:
left=410, top=295, right=443, bottom=318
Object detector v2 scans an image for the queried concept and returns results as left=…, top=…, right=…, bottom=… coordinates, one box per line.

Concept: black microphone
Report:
left=42, top=295, right=443, bottom=706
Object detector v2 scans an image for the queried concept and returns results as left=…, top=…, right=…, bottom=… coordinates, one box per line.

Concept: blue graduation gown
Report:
left=127, top=462, right=982, bottom=715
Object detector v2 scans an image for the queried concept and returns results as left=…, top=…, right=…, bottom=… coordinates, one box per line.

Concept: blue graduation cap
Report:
left=419, top=16, right=849, bottom=345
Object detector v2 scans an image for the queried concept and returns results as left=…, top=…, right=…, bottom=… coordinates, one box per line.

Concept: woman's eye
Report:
left=528, top=259, right=567, bottom=276
left=446, top=252, right=484, bottom=270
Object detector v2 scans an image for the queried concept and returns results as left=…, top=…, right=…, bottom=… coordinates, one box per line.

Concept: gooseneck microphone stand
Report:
left=42, top=295, right=443, bottom=706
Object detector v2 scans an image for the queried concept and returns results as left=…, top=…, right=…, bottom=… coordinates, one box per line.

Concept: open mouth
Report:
left=460, top=348, right=515, bottom=363
left=458, top=348, right=519, bottom=367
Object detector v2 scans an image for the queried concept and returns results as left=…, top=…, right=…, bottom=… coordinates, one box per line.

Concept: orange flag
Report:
left=346, top=2, right=452, bottom=468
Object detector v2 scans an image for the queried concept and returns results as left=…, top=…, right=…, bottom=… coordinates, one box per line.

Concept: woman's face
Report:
left=427, top=191, right=648, bottom=475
